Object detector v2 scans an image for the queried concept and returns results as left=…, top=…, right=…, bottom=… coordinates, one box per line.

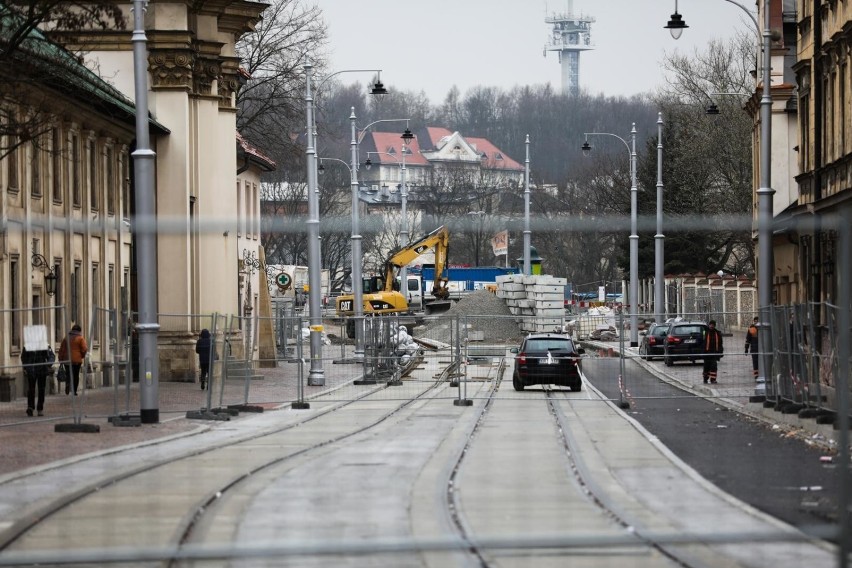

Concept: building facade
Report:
left=785, top=0, right=851, bottom=316
left=0, top=20, right=146, bottom=392
left=2, top=0, right=271, bottom=394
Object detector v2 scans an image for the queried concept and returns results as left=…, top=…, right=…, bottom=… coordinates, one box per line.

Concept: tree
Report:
left=0, top=0, right=126, bottom=159
left=635, top=33, right=756, bottom=278
left=236, top=0, right=327, bottom=166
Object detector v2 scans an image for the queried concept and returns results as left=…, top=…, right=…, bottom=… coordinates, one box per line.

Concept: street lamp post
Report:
left=664, top=0, right=774, bottom=384
left=302, top=65, right=388, bottom=383
left=326, top=113, right=410, bottom=362
left=348, top=110, right=364, bottom=362
left=655, top=112, right=665, bottom=323
left=131, top=0, right=159, bottom=422
left=582, top=124, right=639, bottom=346
left=523, top=134, right=531, bottom=275
left=303, top=61, right=324, bottom=385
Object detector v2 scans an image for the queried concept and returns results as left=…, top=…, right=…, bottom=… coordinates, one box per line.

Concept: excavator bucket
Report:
left=424, top=300, right=452, bottom=315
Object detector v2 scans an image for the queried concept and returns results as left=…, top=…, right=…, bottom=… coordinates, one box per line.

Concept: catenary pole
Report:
left=131, top=0, right=159, bottom=423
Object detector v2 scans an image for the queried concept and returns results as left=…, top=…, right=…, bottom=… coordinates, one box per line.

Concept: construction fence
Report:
left=0, top=304, right=848, bottom=429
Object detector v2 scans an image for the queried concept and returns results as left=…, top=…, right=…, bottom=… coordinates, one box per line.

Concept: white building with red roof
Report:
left=358, top=127, right=523, bottom=207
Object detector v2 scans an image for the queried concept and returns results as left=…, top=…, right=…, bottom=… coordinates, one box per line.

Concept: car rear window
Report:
left=653, top=326, right=670, bottom=336
left=673, top=325, right=705, bottom=335
left=525, top=339, right=573, bottom=352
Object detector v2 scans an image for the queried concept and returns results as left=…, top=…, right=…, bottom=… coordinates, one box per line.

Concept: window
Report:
left=89, top=139, right=98, bottom=211
left=840, top=62, right=847, bottom=155
left=236, top=181, right=242, bottom=236
left=92, top=263, right=100, bottom=310
left=121, top=151, right=130, bottom=218
left=31, top=141, right=41, bottom=197
left=243, top=180, right=250, bottom=237
left=253, top=183, right=259, bottom=239
left=10, top=256, right=20, bottom=349
left=6, top=138, right=18, bottom=192
left=72, top=262, right=81, bottom=324
left=108, top=265, right=115, bottom=311
left=32, top=293, right=42, bottom=325
left=54, top=260, right=63, bottom=343
left=106, top=146, right=115, bottom=215
left=52, top=127, right=63, bottom=202
left=71, top=133, right=81, bottom=206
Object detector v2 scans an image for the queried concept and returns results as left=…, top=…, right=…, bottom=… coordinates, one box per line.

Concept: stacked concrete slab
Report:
left=495, top=274, right=567, bottom=333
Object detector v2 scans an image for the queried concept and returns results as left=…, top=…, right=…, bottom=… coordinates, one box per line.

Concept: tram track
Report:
left=1, top=351, right=836, bottom=568
left=443, top=358, right=693, bottom=567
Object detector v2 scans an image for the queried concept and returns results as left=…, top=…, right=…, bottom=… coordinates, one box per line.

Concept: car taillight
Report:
left=667, top=335, right=680, bottom=344
left=649, top=337, right=657, bottom=345
left=518, top=352, right=527, bottom=364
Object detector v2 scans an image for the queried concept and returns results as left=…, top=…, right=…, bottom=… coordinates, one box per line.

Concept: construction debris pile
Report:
left=363, top=320, right=422, bottom=379
left=419, top=289, right=521, bottom=343
left=564, top=306, right=619, bottom=341
left=496, top=274, right=567, bottom=334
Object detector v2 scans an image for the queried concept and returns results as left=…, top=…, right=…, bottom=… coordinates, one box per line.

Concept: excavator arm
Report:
left=381, top=226, right=451, bottom=298
left=384, top=225, right=452, bottom=313
left=336, top=226, right=453, bottom=323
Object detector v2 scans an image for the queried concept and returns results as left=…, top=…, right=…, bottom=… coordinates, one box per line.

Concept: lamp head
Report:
left=705, top=103, right=721, bottom=116
left=44, top=269, right=57, bottom=296
left=581, top=139, right=592, bottom=157
left=370, top=80, right=388, bottom=97
left=664, top=7, right=688, bottom=40
left=318, top=162, right=325, bottom=174
left=364, top=157, right=373, bottom=170
left=401, top=128, right=414, bottom=144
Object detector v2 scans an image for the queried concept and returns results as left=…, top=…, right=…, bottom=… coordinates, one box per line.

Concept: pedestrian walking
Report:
left=21, top=325, right=54, bottom=417
left=702, top=319, right=724, bottom=384
left=58, top=324, right=88, bottom=396
left=195, top=329, right=215, bottom=390
left=745, top=316, right=759, bottom=381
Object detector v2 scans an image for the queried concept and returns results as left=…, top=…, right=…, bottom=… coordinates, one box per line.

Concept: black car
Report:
left=511, top=333, right=585, bottom=391
left=639, top=323, right=670, bottom=361
left=663, top=321, right=710, bottom=366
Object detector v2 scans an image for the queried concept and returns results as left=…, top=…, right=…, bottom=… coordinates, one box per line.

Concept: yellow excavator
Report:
left=335, top=226, right=452, bottom=332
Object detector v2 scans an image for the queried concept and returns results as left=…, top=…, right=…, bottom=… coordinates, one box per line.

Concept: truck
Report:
left=335, top=226, right=453, bottom=336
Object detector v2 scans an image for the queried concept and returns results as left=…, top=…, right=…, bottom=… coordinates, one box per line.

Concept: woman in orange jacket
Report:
left=58, top=324, right=88, bottom=395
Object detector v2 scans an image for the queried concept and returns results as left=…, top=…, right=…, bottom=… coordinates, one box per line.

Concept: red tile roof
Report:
left=466, top=136, right=523, bottom=171
left=236, top=132, right=276, bottom=171
left=366, top=131, right=429, bottom=166
left=363, top=127, right=522, bottom=171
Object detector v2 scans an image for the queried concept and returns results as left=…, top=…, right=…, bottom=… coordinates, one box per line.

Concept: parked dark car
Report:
left=511, top=333, right=585, bottom=391
left=639, top=323, right=670, bottom=361
left=663, top=321, right=710, bottom=366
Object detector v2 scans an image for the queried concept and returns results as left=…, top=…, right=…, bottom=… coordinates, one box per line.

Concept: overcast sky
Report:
left=316, top=0, right=755, bottom=103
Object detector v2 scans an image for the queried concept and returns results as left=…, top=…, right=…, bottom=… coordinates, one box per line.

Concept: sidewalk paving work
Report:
left=584, top=330, right=841, bottom=453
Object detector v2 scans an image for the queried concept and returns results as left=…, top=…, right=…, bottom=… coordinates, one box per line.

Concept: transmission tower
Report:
left=544, top=1, right=595, bottom=96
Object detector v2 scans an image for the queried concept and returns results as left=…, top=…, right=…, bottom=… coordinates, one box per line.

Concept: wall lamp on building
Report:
left=31, top=253, right=58, bottom=296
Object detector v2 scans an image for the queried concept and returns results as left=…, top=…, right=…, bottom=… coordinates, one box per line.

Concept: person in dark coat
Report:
left=702, top=319, right=724, bottom=384
left=195, top=329, right=215, bottom=390
left=21, top=346, right=52, bottom=417
left=745, top=316, right=759, bottom=381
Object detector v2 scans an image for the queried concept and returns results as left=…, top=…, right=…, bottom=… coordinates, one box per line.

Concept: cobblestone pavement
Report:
left=0, top=353, right=364, bottom=477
